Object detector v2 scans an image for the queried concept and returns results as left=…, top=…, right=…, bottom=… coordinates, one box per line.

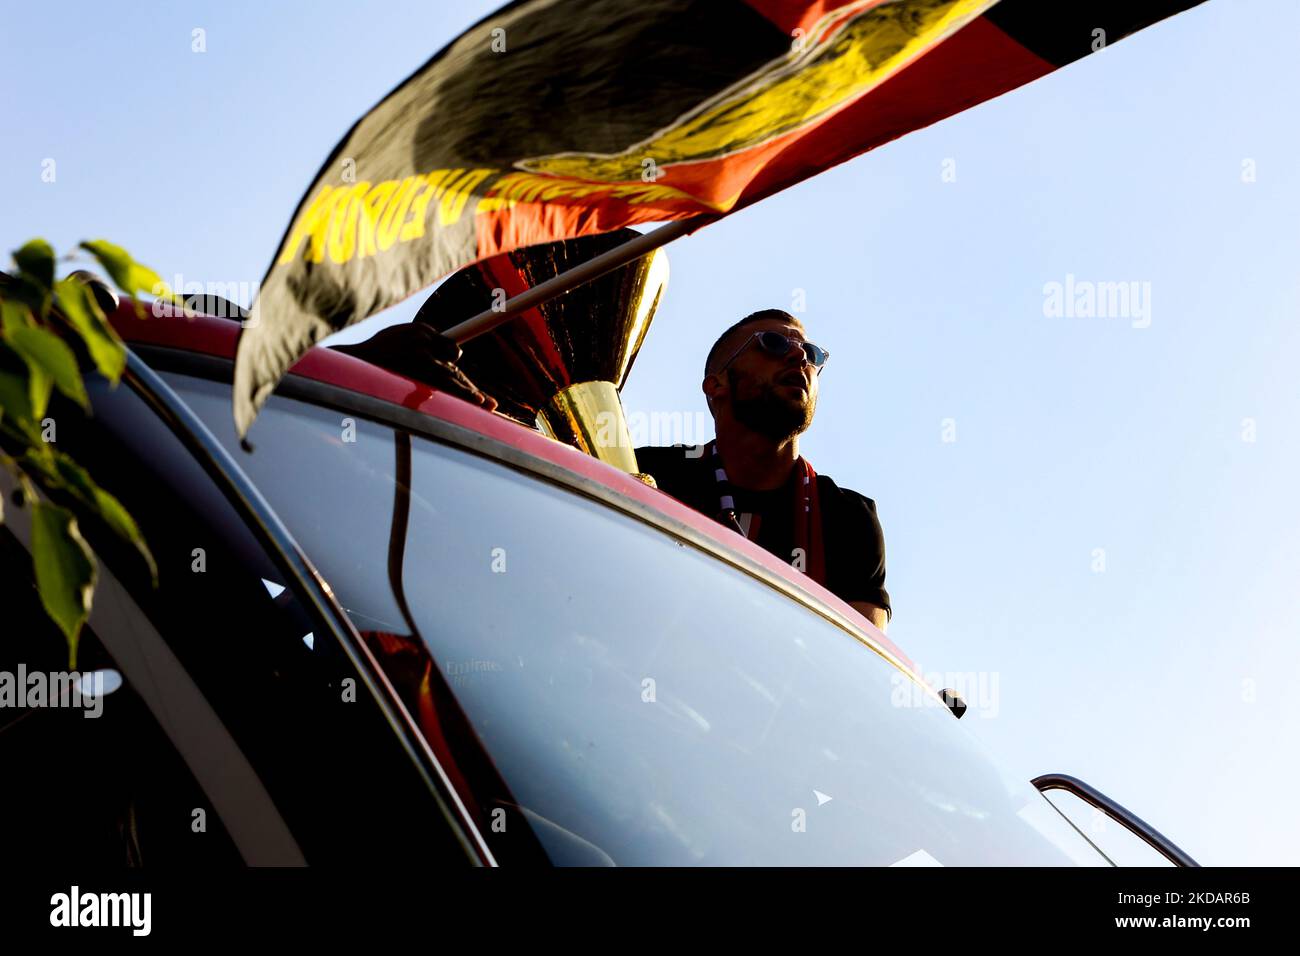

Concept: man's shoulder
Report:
left=635, top=444, right=708, bottom=470
left=635, top=444, right=710, bottom=498
left=815, top=471, right=880, bottom=515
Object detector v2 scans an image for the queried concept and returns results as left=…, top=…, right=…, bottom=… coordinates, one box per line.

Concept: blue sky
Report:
left=4, top=1, right=1297, bottom=865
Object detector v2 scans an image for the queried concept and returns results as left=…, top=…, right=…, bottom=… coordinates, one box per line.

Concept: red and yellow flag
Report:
left=235, top=0, right=1205, bottom=435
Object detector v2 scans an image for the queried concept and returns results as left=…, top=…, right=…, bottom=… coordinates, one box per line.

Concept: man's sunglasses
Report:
left=716, top=330, right=830, bottom=374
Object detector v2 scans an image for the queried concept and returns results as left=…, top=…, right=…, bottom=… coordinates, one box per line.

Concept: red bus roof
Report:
left=110, top=302, right=917, bottom=674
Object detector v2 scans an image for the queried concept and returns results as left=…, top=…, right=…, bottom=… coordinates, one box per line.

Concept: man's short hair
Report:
left=704, top=309, right=805, bottom=376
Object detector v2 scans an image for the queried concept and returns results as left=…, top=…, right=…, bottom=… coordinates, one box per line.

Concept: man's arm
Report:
left=848, top=600, right=889, bottom=633
left=330, top=323, right=497, bottom=411
left=828, top=486, right=890, bottom=632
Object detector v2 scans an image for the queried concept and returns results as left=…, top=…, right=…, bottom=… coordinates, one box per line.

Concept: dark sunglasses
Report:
left=717, top=330, right=830, bottom=373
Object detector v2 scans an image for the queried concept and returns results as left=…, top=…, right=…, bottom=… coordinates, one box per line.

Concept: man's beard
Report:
left=727, top=369, right=815, bottom=442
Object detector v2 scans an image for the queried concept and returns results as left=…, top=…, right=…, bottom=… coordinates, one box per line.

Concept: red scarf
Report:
left=707, top=440, right=826, bottom=587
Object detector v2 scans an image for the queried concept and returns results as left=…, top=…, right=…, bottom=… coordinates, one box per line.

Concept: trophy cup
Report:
left=414, top=229, right=667, bottom=485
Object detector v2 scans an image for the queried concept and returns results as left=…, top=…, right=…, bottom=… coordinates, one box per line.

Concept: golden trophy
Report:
left=415, top=228, right=666, bottom=485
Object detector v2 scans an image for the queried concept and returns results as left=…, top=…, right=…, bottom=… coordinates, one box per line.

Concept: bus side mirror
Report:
left=1032, top=773, right=1199, bottom=867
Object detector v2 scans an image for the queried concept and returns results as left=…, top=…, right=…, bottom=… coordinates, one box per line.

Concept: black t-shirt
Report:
left=635, top=444, right=890, bottom=616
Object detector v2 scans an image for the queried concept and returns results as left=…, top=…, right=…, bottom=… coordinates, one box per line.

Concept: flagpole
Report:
left=441, top=215, right=714, bottom=344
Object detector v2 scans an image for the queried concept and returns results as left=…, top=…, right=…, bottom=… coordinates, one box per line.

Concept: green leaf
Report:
left=0, top=342, right=45, bottom=440
left=0, top=367, right=35, bottom=424
left=79, top=240, right=171, bottom=300
left=53, top=277, right=127, bottom=383
left=12, top=239, right=56, bottom=292
left=31, top=501, right=97, bottom=668
left=1, top=299, right=35, bottom=334
left=47, top=448, right=156, bottom=583
left=3, top=275, right=51, bottom=318
left=1, top=319, right=53, bottom=419
left=27, top=361, right=53, bottom=420
left=4, top=325, right=88, bottom=410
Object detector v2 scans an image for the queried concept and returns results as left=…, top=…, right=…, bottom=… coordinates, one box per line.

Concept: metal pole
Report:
left=441, top=215, right=712, bottom=344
